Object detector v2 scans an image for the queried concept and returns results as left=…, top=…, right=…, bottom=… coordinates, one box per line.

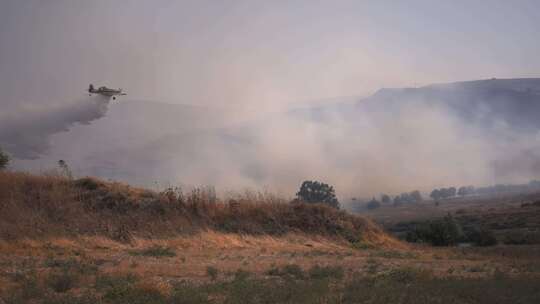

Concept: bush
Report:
left=466, top=228, right=497, bottom=246
left=504, top=231, right=540, bottom=245
left=48, top=271, right=77, bottom=293
left=0, top=148, right=9, bottom=170
left=308, top=265, right=344, bottom=280
left=405, top=214, right=463, bottom=246
left=206, top=266, right=218, bottom=280
left=266, top=264, right=305, bottom=279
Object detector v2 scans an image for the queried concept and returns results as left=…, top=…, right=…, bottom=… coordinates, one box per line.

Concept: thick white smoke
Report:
left=7, top=79, right=540, bottom=202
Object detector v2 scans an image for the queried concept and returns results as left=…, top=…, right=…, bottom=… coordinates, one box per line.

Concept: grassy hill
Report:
left=0, top=171, right=391, bottom=246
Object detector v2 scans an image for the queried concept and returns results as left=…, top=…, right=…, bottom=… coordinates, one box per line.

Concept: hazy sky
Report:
left=1, top=0, right=539, bottom=111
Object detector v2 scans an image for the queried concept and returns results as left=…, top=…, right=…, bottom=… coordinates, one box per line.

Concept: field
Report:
left=1, top=172, right=540, bottom=303
left=361, top=192, right=540, bottom=244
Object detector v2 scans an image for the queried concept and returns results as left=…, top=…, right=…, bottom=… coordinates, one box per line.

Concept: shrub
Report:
left=466, top=228, right=497, bottom=246
left=405, top=214, right=463, bottom=246
left=233, top=269, right=252, bottom=281
left=308, top=265, right=344, bottom=280
left=74, top=177, right=100, bottom=190
left=266, top=264, right=305, bottom=279
left=47, top=271, right=77, bottom=293
left=504, top=231, right=540, bottom=245
left=206, top=266, right=218, bottom=280
left=0, top=147, right=9, bottom=170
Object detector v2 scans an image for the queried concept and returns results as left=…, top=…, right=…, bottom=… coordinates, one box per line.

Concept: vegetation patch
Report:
left=6, top=266, right=540, bottom=304
left=47, top=271, right=78, bottom=293
left=206, top=266, right=218, bottom=281
left=0, top=172, right=383, bottom=247
left=308, top=265, right=344, bottom=280
left=265, top=264, right=305, bottom=279
left=128, top=245, right=176, bottom=258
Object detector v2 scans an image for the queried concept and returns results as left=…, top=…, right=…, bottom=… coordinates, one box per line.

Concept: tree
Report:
left=437, top=187, right=456, bottom=199
left=0, top=148, right=9, bottom=170
left=381, top=194, right=391, bottom=204
left=399, top=192, right=413, bottom=203
left=430, top=189, right=441, bottom=200
left=457, top=186, right=467, bottom=197
left=366, top=198, right=381, bottom=210
left=296, top=180, right=340, bottom=209
left=457, top=186, right=475, bottom=197
left=448, top=187, right=457, bottom=198
left=410, top=190, right=422, bottom=203
left=439, top=188, right=450, bottom=198
left=393, top=195, right=402, bottom=206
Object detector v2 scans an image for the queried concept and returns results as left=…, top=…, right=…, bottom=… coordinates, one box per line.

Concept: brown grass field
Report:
left=1, top=171, right=540, bottom=303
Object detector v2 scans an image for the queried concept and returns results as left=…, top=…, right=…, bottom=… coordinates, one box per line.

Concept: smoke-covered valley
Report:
left=6, top=78, right=540, bottom=200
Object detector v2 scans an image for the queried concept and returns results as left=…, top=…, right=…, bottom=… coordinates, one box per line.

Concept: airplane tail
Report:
left=88, top=84, right=94, bottom=93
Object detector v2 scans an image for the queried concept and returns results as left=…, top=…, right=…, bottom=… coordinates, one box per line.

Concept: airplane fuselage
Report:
left=88, top=84, right=126, bottom=99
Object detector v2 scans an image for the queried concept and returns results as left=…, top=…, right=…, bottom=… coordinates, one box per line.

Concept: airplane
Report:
left=87, top=84, right=127, bottom=100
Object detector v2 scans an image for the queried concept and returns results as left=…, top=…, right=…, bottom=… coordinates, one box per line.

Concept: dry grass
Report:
left=3, top=171, right=539, bottom=302
left=2, top=239, right=539, bottom=303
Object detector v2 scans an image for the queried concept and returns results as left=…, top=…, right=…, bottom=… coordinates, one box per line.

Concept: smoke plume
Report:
left=0, top=96, right=111, bottom=159
left=8, top=79, right=540, bottom=202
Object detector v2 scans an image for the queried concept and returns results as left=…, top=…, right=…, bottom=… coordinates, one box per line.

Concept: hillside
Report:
left=0, top=171, right=390, bottom=246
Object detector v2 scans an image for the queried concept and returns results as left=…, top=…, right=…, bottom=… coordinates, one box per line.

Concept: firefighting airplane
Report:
left=87, top=84, right=127, bottom=100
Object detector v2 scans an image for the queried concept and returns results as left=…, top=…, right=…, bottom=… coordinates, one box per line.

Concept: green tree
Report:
left=296, top=180, right=340, bottom=209
left=458, top=186, right=475, bottom=197
left=448, top=187, right=457, bottom=197
left=457, top=186, right=467, bottom=197
left=410, top=190, right=422, bottom=202
left=366, top=198, right=381, bottom=210
left=393, top=195, right=402, bottom=206
left=0, top=148, right=9, bottom=170
left=430, top=189, right=441, bottom=200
